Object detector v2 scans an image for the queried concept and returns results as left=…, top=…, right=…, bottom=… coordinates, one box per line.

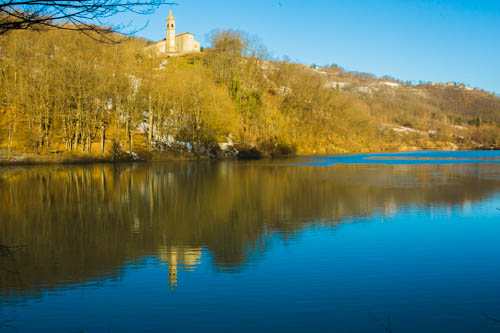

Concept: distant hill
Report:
left=318, top=64, right=500, bottom=123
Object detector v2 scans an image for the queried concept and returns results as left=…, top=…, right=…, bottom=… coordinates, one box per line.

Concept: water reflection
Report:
left=302, top=150, right=500, bottom=165
left=0, top=159, right=499, bottom=298
left=158, top=246, right=202, bottom=289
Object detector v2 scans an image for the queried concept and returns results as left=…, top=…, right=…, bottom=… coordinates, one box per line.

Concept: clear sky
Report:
left=116, top=0, right=500, bottom=93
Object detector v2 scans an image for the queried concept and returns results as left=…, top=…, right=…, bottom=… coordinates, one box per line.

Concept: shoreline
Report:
left=0, top=147, right=497, bottom=167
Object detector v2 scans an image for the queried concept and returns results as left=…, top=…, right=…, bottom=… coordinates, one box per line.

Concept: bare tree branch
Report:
left=370, top=313, right=393, bottom=333
left=0, top=0, right=177, bottom=42
left=0, top=318, right=17, bottom=333
left=0, top=244, right=24, bottom=256
left=482, top=313, right=500, bottom=325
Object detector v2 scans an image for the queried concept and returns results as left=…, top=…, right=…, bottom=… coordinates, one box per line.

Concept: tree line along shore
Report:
left=0, top=28, right=499, bottom=165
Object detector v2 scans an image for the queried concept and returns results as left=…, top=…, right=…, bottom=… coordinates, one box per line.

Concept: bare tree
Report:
left=0, top=0, right=176, bottom=42
left=482, top=313, right=500, bottom=325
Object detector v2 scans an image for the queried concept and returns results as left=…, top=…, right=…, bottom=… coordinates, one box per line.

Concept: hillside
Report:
left=0, top=29, right=499, bottom=164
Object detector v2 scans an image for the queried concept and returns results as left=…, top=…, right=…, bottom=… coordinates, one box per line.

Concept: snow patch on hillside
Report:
left=383, top=123, right=425, bottom=135
left=324, top=81, right=348, bottom=89
left=379, top=81, right=401, bottom=88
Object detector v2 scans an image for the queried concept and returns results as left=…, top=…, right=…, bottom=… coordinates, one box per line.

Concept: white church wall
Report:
left=145, top=41, right=166, bottom=54
left=145, top=10, right=200, bottom=56
left=176, top=34, right=195, bottom=54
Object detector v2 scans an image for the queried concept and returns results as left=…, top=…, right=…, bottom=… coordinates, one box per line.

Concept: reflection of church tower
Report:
left=158, top=246, right=202, bottom=290
left=168, top=249, right=178, bottom=289
left=166, top=9, right=176, bottom=54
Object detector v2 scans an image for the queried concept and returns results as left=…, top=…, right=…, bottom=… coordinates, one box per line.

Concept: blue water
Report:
left=0, top=151, right=499, bottom=332
left=301, top=150, right=500, bottom=165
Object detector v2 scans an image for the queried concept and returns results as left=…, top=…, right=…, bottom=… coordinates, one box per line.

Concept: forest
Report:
left=0, top=28, right=499, bottom=163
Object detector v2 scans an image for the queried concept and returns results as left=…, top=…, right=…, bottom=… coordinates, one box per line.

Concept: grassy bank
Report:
left=1, top=145, right=497, bottom=166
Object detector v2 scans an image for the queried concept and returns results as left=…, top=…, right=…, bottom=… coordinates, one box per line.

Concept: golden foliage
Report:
left=0, top=28, right=498, bottom=161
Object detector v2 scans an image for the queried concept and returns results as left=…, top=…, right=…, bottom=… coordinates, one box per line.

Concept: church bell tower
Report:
left=166, top=9, right=176, bottom=54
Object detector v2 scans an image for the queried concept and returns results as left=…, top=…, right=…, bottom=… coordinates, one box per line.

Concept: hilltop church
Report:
left=145, top=9, right=201, bottom=56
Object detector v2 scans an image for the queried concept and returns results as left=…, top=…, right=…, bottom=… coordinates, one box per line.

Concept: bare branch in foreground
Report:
left=0, top=0, right=177, bottom=42
left=482, top=312, right=500, bottom=325
left=370, top=313, right=393, bottom=333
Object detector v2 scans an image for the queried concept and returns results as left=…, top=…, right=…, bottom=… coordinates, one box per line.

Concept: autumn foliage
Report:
left=0, top=28, right=498, bottom=162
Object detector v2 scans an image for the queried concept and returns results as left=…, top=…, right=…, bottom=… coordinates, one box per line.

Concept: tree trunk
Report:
left=7, top=119, right=13, bottom=157
left=100, top=124, right=106, bottom=154
left=87, top=134, right=91, bottom=153
left=126, top=112, right=132, bottom=154
left=148, top=94, right=153, bottom=151
left=81, top=129, right=85, bottom=153
left=45, top=108, right=50, bottom=149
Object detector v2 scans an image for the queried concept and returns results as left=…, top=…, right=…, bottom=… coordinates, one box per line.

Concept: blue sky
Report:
left=115, top=0, right=500, bottom=93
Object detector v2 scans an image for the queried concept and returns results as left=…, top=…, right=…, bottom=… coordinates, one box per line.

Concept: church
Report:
left=145, top=9, right=201, bottom=56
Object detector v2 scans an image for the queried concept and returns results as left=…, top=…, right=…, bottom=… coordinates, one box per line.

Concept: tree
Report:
left=0, top=0, right=175, bottom=42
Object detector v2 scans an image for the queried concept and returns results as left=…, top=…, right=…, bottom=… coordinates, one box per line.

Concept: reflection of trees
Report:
left=0, top=162, right=499, bottom=296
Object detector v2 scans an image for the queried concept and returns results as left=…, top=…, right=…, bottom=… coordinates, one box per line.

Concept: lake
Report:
left=1, top=151, right=500, bottom=332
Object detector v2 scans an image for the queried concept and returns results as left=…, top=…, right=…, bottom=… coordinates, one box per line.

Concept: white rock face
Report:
left=379, top=81, right=401, bottom=87
left=324, top=81, right=348, bottom=89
